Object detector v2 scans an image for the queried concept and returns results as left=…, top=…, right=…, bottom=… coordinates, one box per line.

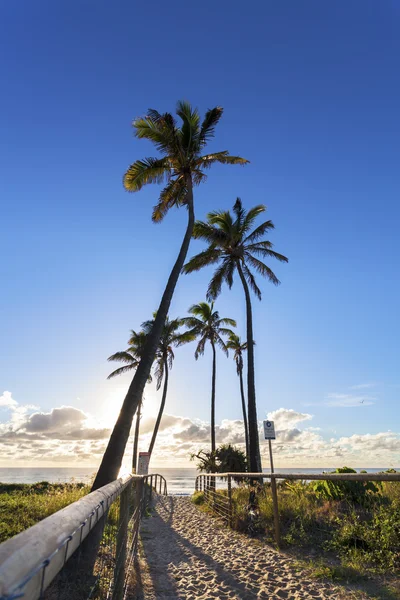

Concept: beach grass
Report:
left=192, top=478, right=400, bottom=597
left=0, top=481, right=89, bottom=543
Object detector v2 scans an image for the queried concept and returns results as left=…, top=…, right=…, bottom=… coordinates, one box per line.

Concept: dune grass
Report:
left=192, top=476, right=400, bottom=597
left=0, top=481, right=90, bottom=543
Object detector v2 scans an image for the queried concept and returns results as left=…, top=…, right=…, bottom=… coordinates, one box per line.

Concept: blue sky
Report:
left=1, top=1, right=399, bottom=467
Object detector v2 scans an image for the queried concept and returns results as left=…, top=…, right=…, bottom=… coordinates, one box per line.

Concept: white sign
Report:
left=137, top=452, right=150, bottom=475
left=263, top=420, right=275, bottom=440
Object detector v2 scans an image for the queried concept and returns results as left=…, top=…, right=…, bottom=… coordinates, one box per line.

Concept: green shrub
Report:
left=311, top=467, right=380, bottom=504
left=191, top=491, right=205, bottom=505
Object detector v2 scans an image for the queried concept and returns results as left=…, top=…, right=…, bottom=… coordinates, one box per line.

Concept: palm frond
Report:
left=241, top=205, right=266, bottom=234
left=219, top=317, right=237, bottom=327
left=199, top=106, right=224, bottom=147
left=243, top=219, right=274, bottom=244
left=242, top=263, right=262, bottom=300
left=107, top=351, right=137, bottom=364
left=194, top=335, right=207, bottom=359
left=206, top=261, right=230, bottom=301
left=123, top=157, right=170, bottom=192
left=152, top=177, right=187, bottom=222
left=183, top=246, right=222, bottom=274
left=214, top=334, right=229, bottom=356
left=246, top=245, right=289, bottom=263
left=107, top=364, right=136, bottom=379
left=207, top=210, right=234, bottom=236
left=191, top=221, right=227, bottom=245
left=176, top=100, right=200, bottom=152
left=196, top=152, right=249, bottom=169
left=245, top=254, right=281, bottom=285
left=133, top=116, right=176, bottom=155
left=154, top=357, right=165, bottom=390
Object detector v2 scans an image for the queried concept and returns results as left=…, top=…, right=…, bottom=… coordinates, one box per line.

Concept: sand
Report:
left=133, top=495, right=357, bottom=600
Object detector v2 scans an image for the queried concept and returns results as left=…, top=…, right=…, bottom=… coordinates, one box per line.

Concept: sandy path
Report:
left=135, top=495, right=349, bottom=600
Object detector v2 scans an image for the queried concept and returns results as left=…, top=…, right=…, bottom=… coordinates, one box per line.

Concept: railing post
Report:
left=270, top=474, right=280, bottom=547
left=227, top=475, right=232, bottom=528
left=132, top=478, right=144, bottom=555
left=149, top=475, right=153, bottom=501
left=159, top=476, right=162, bottom=494
left=112, top=481, right=131, bottom=600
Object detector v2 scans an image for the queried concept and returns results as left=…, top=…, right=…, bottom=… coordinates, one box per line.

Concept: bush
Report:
left=311, top=467, right=380, bottom=505
left=191, top=491, right=205, bottom=505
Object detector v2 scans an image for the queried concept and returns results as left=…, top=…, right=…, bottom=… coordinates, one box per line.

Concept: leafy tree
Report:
left=192, top=444, right=247, bottom=476
left=140, top=316, right=193, bottom=459
left=184, top=198, right=288, bottom=473
left=182, top=302, right=236, bottom=456
left=226, top=333, right=250, bottom=462
left=93, top=102, right=247, bottom=490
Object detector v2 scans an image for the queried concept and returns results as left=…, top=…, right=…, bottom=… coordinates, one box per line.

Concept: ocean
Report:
left=0, top=467, right=394, bottom=495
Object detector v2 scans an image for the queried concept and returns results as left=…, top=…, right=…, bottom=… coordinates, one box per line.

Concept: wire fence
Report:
left=195, top=471, right=400, bottom=545
left=0, top=473, right=167, bottom=600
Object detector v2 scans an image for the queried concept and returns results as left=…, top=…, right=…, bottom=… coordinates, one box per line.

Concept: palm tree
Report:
left=93, top=102, right=248, bottom=490
left=107, top=330, right=150, bottom=472
left=182, top=302, right=236, bottom=456
left=140, top=316, right=193, bottom=459
left=183, top=199, right=288, bottom=473
left=226, top=333, right=250, bottom=462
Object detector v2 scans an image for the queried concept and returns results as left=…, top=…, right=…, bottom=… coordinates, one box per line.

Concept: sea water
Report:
left=0, top=467, right=394, bottom=495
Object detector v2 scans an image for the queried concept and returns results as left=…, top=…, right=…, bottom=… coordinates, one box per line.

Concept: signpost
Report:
left=263, top=419, right=276, bottom=473
left=137, top=452, right=150, bottom=475
left=262, top=420, right=280, bottom=545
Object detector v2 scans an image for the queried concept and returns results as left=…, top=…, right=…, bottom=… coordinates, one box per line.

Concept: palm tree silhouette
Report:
left=182, top=302, right=236, bottom=456
left=226, top=333, right=250, bottom=462
left=94, top=103, right=248, bottom=489
left=184, top=198, right=288, bottom=472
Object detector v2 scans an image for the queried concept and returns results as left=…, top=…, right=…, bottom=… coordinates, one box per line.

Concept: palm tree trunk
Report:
left=92, top=178, right=195, bottom=490
left=210, top=341, right=216, bottom=456
left=148, top=359, right=168, bottom=459
left=239, top=367, right=250, bottom=464
left=237, top=262, right=262, bottom=473
left=132, top=397, right=142, bottom=473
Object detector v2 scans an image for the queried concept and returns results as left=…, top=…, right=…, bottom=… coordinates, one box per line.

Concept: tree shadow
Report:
left=139, top=496, right=258, bottom=599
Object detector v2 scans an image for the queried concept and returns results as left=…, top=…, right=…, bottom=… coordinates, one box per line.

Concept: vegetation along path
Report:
left=134, top=496, right=351, bottom=600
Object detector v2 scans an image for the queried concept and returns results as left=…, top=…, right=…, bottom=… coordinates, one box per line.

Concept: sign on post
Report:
left=263, top=420, right=275, bottom=440
left=137, top=452, right=150, bottom=475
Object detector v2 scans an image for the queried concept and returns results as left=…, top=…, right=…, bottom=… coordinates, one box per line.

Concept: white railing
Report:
left=0, top=473, right=167, bottom=600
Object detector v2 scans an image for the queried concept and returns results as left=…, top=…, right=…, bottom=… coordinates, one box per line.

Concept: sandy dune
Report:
left=133, top=495, right=355, bottom=600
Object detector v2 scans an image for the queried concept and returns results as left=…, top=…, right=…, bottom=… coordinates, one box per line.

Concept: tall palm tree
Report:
left=183, top=199, right=288, bottom=473
left=93, top=102, right=248, bottom=490
left=107, top=331, right=150, bottom=472
left=140, top=316, right=193, bottom=459
left=182, top=302, right=236, bottom=456
left=226, top=333, right=250, bottom=462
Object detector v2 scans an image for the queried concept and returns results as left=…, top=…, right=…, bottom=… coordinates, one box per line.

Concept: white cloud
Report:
left=0, top=395, right=399, bottom=469
left=267, top=408, right=313, bottom=429
left=0, top=391, right=18, bottom=408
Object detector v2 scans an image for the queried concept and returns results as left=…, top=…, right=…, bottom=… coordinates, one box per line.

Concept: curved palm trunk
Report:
left=92, top=179, right=195, bottom=490
left=148, top=359, right=168, bottom=459
left=239, top=366, right=250, bottom=464
left=132, top=397, right=142, bottom=473
left=237, top=262, right=262, bottom=473
left=210, top=341, right=216, bottom=457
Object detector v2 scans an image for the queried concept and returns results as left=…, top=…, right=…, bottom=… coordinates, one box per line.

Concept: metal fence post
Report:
left=227, top=475, right=233, bottom=527
left=149, top=475, right=153, bottom=501
left=132, top=478, right=143, bottom=556
left=112, top=481, right=131, bottom=600
left=270, top=474, right=280, bottom=546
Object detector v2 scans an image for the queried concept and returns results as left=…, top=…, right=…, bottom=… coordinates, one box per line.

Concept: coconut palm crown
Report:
left=123, top=102, right=249, bottom=222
